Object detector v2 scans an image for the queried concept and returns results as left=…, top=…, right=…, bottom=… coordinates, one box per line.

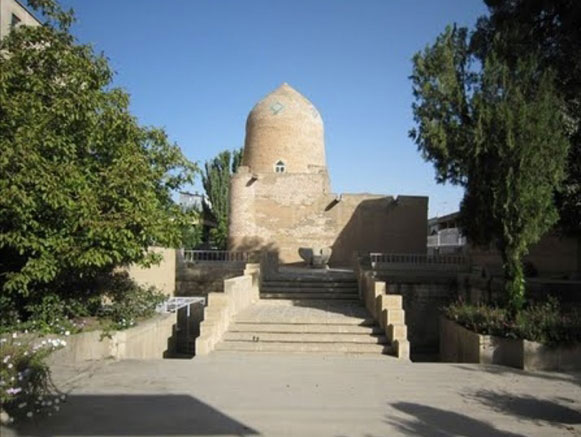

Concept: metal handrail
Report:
left=370, top=252, right=468, bottom=265
left=183, top=250, right=250, bottom=263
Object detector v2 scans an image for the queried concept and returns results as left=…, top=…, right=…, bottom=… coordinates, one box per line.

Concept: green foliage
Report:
left=0, top=0, right=197, bottom=301
left=181, top=222, right=203, bottom=250
left=472, top=0, right=581, bottom=233
left=444, top=298, right=581, bottom=346
left=201, top=148, right=242, bottom=249
left=1, top=335, right=66, bottom=423
left=97, top=274, right=166, bottom=331
left=410, top=26, right=569, bottom=310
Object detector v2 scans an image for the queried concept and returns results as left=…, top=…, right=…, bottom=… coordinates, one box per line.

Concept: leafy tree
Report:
left=201, top=148, right=242, bottom=249
left=472, top=0, right=581, bottom=233
left=0, top=1, right=197, bottom=305
left=410, top=26, right=569, bottom=309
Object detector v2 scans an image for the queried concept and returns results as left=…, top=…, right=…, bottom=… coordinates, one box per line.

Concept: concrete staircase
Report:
left=215, top=299, right=394, bottom=355
left=260, top=273, right=359, bottom=300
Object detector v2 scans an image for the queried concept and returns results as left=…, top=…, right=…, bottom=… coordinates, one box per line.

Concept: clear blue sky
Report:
left=56, top=0, right=488, bottom=217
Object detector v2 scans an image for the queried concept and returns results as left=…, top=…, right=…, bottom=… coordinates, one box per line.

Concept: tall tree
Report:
left=201, top=148, right=242, bottom=249
left=472, top=0, right=581, bottom=233
left=0, top=0, right=197, bottom=300
left=410, top=26, right=569, bottom=309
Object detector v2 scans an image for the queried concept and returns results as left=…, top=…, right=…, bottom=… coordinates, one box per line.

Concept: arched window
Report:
left=274, top=160, right=286, bottom=173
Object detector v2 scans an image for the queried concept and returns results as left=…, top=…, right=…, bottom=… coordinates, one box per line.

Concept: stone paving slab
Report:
left=3, top=352, right=581, bottom=437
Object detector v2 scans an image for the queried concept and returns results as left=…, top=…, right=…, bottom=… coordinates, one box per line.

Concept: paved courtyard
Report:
left=3, top=352, right=580, bottom=437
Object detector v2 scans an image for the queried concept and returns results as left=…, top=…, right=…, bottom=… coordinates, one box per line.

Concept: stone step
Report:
left=260, top=286, right=358, bottom=293
left=262, top=281, right=357, bottom=288
left=265, top=277, right=357, bottom=284
left=234, top=316, right=377, bottom=326
left=215, top=341, right=394, bottom=354
left=260, top=292, right=359, bottom=300
left=223, top=331, right=388, bottom=344
left=229, top=323, right=383, bottom=335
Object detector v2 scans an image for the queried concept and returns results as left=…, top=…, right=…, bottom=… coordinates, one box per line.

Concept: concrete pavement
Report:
left=3, top=352, right=581, bottom=436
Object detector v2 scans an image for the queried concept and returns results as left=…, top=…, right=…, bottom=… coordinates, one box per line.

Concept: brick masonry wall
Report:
left=229, top=170, right=428, bottom=266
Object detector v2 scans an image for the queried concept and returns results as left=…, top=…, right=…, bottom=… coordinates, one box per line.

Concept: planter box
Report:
left=47, top=313, right=178, bottom=364
left=440, top=316, right=581, bottom=371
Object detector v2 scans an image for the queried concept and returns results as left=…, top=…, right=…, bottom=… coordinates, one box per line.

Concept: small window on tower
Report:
left=11, top=14, right=22, bottom=29
left=275, top=160, right=286, bottom=173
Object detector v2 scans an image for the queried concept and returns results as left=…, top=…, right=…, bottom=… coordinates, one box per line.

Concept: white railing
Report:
left=156, top=297, right=205, bottom=315
left=183, top=250, right=250, bottom=263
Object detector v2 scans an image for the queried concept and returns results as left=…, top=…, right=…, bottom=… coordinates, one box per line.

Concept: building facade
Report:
left=228, top=83, right=428, bottom=266
left=0, top=0, right=40, bottom=40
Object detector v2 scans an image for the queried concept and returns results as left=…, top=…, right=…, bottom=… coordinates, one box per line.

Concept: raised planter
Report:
left=440, top=316, right=581, bottom=371
left=47, top=313, right=178, bottom=364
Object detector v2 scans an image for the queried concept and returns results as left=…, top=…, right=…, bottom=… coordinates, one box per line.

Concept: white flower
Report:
left=26, top=412, right=33, bottom=418
left=64, top=331, right=70, bottom=336
left=6, top=387, right=21, bottom=395
left=7, top=363, right=13, bottom=369
left=18, top=402, right=27, bottom=409
left=11, top=333, right=17, bottom=339
left=54, top=406, right=60, bottom=412
left=60, top=395, right=66, bottom=401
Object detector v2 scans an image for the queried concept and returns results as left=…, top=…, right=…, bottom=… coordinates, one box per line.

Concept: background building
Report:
left=0, top=0, right=40, bottom=40
left=229, top=83, right=428, bottom=266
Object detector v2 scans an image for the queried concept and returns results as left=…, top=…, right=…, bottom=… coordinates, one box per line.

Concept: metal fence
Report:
left=156, top=297, right=205, bottom=315
left=182, top=250, right=250, bottom=263
left=370, top=252, right=470, bottom=272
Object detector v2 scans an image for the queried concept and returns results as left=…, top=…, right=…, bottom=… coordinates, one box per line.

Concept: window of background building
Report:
left=11, top=13, right=22, bottom=29
left=275, top=160, right=286, bottom=173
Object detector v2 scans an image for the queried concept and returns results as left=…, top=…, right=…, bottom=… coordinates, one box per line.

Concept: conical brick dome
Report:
left=242, top=83, right=326, bottom=174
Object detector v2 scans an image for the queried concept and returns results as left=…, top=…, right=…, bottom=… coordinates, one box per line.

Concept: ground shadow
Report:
left=466, top=389, right=581, bottom=424
left=450, top=363, right=581, bottom=386
left=383, top=402, right=526, bottom=437
left=12, top=394, right=259, bottom=436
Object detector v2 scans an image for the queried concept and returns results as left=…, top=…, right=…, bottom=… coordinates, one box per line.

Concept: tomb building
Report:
left=229, top=83, right=428, bottom=265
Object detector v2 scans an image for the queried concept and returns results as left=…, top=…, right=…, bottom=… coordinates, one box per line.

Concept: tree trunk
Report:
left=502, top=246, right=525, bottom=312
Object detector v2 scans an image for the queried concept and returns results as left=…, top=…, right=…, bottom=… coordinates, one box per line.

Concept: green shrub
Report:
left=97, top=275, right=166, bottom=330
left=444, top=298, right=581, bottom=346
left=0, top=335, right=66, bottom=423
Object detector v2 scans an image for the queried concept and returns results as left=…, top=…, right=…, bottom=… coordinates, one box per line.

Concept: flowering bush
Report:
left=0, top=334, right=67, bottom=424
left=444, top=297, right=581, bottom=345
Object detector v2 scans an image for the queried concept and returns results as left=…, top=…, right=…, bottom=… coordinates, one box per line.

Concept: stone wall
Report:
left=195, top=264, right=260, bottom=355
left=176, top=261, right=246, bottom=296
left=385, top=280, right=457, bottom=355
left=125, top=247, right=176, bottom=296
left=229, top=168, right=428, bottom=266
left=47, top=313, right=179, bottom=363
left=470, top=233, right=580, bottom=278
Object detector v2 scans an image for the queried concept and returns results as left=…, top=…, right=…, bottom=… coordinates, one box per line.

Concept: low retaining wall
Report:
left=48, top=313, right=177, bottom=363
left=359, top=270, right=409, bottom=359
left=195, top=264, right=260, bottom=355
left=440, top=317, right=581, bottom=370
left=385, top=280, right=457, bottom=354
